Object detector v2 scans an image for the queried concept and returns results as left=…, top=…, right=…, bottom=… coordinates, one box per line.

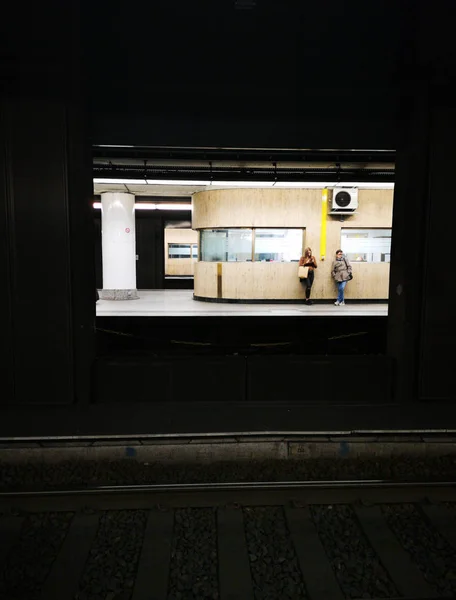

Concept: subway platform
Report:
left=96, top=290, right=388, bottom=317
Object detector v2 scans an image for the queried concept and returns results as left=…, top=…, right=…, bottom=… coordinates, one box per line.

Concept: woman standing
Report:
left=299, top=247, right=318, bottom=305
left=331, top=249, right=352, bottom=306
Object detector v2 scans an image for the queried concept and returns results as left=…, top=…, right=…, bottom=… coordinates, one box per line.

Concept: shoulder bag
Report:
left=344, top=258, right=353, bottom=281
left=298, top=265, right=309, bottom=279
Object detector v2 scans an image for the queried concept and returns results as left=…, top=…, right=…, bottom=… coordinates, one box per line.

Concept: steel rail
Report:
left=1, top=479, right=455, bottom=498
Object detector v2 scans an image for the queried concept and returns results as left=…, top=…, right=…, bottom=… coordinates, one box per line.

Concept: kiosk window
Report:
left=168, top=244, right=198, bottom=259
left=341, top=228, right=392, bottom=263
left=254, top=229, right=303, bottom=262
left=200, top=228, right=303, bottom=262
left=201, top=229, right=253, bottom=262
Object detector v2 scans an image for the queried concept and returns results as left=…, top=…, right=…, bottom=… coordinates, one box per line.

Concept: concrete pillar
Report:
left=100, top=192, right=139, bottom=300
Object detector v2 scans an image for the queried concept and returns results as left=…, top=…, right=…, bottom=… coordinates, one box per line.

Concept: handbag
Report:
left=344, top=258, right=353, bottom=281
left=298, top=265, right=309, bottom=279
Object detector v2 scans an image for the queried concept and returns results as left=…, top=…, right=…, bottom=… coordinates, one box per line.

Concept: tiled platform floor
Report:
left=96, top=290, right=388, bottom=317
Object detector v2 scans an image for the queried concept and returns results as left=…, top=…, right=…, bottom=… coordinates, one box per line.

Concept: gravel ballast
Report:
left=1, top=455, right=456, bottom=492
left=244, top=506, right=307, bottom=599
left=1, top=502, right=456, bottom=598
left=167, top=507, right=218, bottom=600
left=382, top=503, right=456, bottom=597
left=76, top=510, right=147, bottom=600
left=0, top=511, right=73, bottom=600
left=310, top=504, right=398, bottom=599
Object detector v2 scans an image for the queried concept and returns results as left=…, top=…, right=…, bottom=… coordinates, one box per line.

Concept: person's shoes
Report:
left=306, top=299, right=313, bottom=305
left=339, top=301, right=345, bottom=306
left=334, top=301, right=340, bottom=306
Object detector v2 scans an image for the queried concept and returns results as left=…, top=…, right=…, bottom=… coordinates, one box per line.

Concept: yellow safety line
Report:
left=320, top=188, right=328, bottom=261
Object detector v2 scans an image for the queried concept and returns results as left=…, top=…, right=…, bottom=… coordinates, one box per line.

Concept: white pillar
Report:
left=100, top=192, right=139, bottom=300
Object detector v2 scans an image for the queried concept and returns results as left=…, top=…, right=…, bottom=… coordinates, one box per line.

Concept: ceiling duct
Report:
left=93, top=146, right=395, bottom=165
left=92, top=163, right=394, bottom=183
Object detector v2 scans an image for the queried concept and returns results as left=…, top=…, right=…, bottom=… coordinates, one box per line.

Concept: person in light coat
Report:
left=331, top=249, right=352, bottom=306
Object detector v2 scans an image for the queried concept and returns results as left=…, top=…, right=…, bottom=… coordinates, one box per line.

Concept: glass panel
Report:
left=191, top=244, right=198, bottom=258
left=200, top=229, right=253, bottom=262
left=168, top=243, right=192, bottom=259
left=341, top=228, right=392, bottom=263
left=254, top=229, right=303, bottom=262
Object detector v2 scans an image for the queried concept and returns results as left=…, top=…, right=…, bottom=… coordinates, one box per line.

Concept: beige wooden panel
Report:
left=192, top=188, right=393, bottom=300
left=193, top=188, right=393, bottom=229
left=345, top=263, right=390, bottom=299
left=192, top=189, right=322, bottom=229
left=165, top=228, right=198, bottom=244
left=166, top=259, right=196, bottom=276
left=295, top=261, right=390, bottom=300
left=321, top=189, right=392, bottom=299
left=220, top=262, right=305, bottom=300
left=311, top=258, right=336, bottom=300
left=352, top=189, right=394, bottom=225
left=194, top=261, right=218, bottom=298
left=193, top=261, right=390, bottom=300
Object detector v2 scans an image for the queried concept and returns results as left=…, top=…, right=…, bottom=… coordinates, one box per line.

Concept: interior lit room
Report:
left=94, top=154, right=394, bottom=318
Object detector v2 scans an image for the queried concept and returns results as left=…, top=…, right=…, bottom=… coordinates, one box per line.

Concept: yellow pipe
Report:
left=320, top=188, right=328, bottom=261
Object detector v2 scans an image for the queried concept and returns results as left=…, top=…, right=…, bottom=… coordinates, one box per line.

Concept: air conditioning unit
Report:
left=329, top=188, right=358, bottom=214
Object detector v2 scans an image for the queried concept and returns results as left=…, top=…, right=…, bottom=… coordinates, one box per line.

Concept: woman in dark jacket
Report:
left=331, top=249, right=352, bottom=306
left=299, top=247, right=318, bottom=305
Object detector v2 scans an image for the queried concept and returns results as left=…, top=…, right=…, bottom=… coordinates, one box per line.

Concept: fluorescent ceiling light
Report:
left=134, top=203, right=156, bottom=210
left=92, top=202, right=190, bottom=211
left=94, top=178, right=147, bottom=185
left=154, top=204, right=191, bottom=211
left=146, top=179, right=210, bottom=186
left=212, top=181, right=275, bottom=187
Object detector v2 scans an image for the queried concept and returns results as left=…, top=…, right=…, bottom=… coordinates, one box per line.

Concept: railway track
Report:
left=1, top=479, right=456, bottom=599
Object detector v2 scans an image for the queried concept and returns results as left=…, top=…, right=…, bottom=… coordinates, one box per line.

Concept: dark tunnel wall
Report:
left=84, top=0, right=401, bottom=150
left=0, top=0, right=454, bottom=434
